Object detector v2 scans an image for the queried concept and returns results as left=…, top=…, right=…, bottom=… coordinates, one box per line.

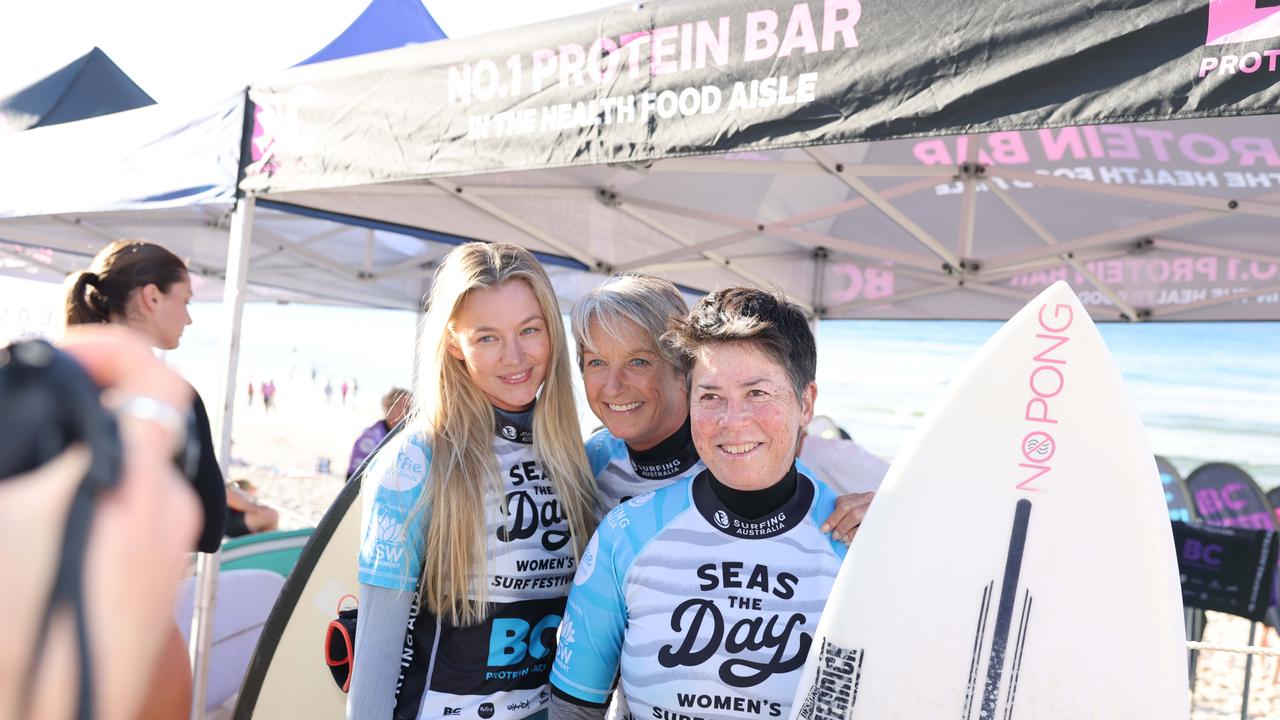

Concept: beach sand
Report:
left=224, top=379, right=1280, bottom=718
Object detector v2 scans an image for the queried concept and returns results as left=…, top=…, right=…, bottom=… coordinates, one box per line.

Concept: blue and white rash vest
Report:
left=358, top=411, right=574, bottom=720
left=586, top=420, right=705, bottom=507
left=550, top=466, right=846, bottom=720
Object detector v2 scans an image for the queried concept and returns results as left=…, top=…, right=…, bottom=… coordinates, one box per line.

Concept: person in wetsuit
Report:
left=64, top=238, right=227, bottom=718
left=346, top=242, right=603, bottom=720
left=551, top=287, right=849, bottom=720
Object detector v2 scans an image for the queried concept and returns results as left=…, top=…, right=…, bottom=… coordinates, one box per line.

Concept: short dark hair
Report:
left=665, top=287, right=816, bottom=397
left=65, top=239, right=188, bottom=326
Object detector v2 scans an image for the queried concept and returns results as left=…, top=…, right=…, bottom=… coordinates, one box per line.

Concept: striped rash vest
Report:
left=551, top=467, right=846, bottom=720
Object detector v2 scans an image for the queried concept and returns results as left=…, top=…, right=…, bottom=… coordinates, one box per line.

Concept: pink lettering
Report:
left=822, top=0, right=861, bottom=51
left=778, top=4, right=819, bottom=57
left=1029, top=366, right=1064, bottom=399
left=1223, top=482, right=1248, bottom=511
left=913, top=140, right=952, bottom=166
left=1039, top=127, right=1086, bottom=162
left=862, top=267, right=894, bottom=299
left=987, top=132, right=1029, bottom=165
left=1180, top=133, right=1230, bottom=165
left=695, top=19, right=731, bottom=68
left=1025, top=398, right=1057, bottom=425
left=1037, top=303, right=1074, bottom=332
left=1029, top=333, right=1070, bottom=361
left=1170, top=257, right=1194, bottom=282
left=1134, top=128, right=1175, bottom=162
left=744, top=11, right=780, bottom=62
left=1199, top=56, right=1220, bottom=78
left=650, top=26, right=679, bottom=75
left=1194, top=488, right=1223, bottom=517
left=1016, top=463, right=1050, bottom=492
left=1194, top=256, right=1219, bottom=281
left=1099, top=126, right=1140, bottom=160
left=1232, top=137, right=1280, bottom=167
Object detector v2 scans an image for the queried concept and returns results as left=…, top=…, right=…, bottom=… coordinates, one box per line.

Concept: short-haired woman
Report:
left=348, top=242, right=602, bottom=720
left=551, top=288, right=849, bottom=720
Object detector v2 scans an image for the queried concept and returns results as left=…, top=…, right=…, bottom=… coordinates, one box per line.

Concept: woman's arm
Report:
left=346, top=583, right=413, bottom=720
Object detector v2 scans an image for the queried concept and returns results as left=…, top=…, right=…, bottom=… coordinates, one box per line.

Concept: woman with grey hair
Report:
left=552, top=287, right=854, bottom=720
left=573, top=274, right=871, bottom=537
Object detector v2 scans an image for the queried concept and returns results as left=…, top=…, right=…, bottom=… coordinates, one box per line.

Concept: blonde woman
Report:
left=349, top=242, right=601, bottom=720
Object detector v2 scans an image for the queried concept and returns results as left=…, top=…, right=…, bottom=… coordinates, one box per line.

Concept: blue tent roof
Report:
left=0, top=47, right=154, bottom=133
left=297, top=0, right=446, bottom=66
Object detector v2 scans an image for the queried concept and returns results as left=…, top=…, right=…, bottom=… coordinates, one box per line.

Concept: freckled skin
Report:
left=690, top=343, right=815, bottom=492
left=582, top=318, right=688, bottom=452
left=447, top=281, right=551, bottom=412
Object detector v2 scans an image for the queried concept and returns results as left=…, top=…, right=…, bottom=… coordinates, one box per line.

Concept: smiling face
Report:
left=581, top=317, right=688, bottom=451
left=690, top=341, right=816, bottom=491
left=447, top=280, right=551, bottom=412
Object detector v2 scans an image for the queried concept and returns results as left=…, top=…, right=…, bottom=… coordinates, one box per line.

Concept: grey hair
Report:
left=571, top=273, right=688, bottom=372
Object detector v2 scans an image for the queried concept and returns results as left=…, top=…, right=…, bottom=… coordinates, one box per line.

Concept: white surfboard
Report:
left=789, top=282, right=1188, bottom=719
left=233, top=475, right=363, bottom=719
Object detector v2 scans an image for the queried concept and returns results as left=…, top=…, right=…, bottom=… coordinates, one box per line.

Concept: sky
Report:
left=0, top=0, right=621, bottom=102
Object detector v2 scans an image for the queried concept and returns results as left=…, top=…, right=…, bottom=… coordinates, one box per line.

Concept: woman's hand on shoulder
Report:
left=821, top=491, right=875, bottom=543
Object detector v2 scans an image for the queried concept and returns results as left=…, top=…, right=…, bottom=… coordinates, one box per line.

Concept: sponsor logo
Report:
left=714, top=510, right=731, bottom=528
left=478, top=702, right=495, bottom=719
left=628, top=491, right=655, bottom=508
left=1183, top=538, right=1224, bottom=566
left=444, top=708, right=461, bottom=716
left=375, top=510, right=403, bottom=543
left=501, top=424, right=518, bottom=440
left=507, top=698, right=535, bottom=712
left=574, top=535, right=599, bottom=586
left=487, top=614, right=561, bottom=668
left=1206, top=0, right=1280, bottom=46
left=540, top=687, right=551, bottom=703
left=383, top=442, right=428, bottom=491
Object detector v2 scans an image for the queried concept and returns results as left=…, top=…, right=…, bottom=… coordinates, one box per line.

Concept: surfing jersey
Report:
left=586, top=421, right=705, bottom=507
left=550, top=467, right=846, bottom=720
left=358, top=411, right=574, bottom=720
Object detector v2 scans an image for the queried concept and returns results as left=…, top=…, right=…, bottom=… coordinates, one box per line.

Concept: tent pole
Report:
left=412, top=275, right=428, bottom=388
left=188, top=195, right=255, bottom=720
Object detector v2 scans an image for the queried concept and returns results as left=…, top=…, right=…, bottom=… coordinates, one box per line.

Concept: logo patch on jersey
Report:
left=575, top=534, right=599, bottom=585
left=375, top=510, right=403, bottom=543
left=628, top=491, right=655, bottom=508
left=384, top=442, right=427, bottom=491
left=501, top=424, right=517, bottom=440
left=714, top=510, right=731, bottom=528
left=478, top=702, right=495, bottom=718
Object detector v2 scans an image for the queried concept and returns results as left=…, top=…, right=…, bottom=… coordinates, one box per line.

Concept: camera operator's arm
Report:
left=0, top=327, right=199, bottom=720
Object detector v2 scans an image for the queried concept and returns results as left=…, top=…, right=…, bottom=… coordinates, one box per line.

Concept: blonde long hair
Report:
left=410, top=242, right=600, bottom=625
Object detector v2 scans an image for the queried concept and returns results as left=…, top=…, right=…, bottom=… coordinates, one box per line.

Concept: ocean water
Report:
left=3, top=278, right=1276, bottom=491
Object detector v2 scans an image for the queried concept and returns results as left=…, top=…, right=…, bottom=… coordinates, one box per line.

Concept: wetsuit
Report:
left=550, top=466, right=845, bottom=720
left=349, top=408, right=574, bottom=720
left=586, top=418, right=704, bottom=507
left=348, top=419, right=391, bottom=478
left=190, top=392, right=227, bottom=553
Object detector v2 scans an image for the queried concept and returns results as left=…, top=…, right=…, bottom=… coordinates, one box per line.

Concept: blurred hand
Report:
left=0, top=326, right=199, bottom=720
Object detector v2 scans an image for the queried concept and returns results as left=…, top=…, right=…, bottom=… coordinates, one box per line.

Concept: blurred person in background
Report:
left=64, top=239, right=228, bottom=719
left=346, top=387, right=412, bottom=477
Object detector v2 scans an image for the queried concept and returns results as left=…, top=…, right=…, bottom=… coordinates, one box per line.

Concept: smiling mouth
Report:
left=606, top=401, right=643, bottom=412
left=500, top=369, right=532, bottom=384
left=719, top=442, right=762, bottom=456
